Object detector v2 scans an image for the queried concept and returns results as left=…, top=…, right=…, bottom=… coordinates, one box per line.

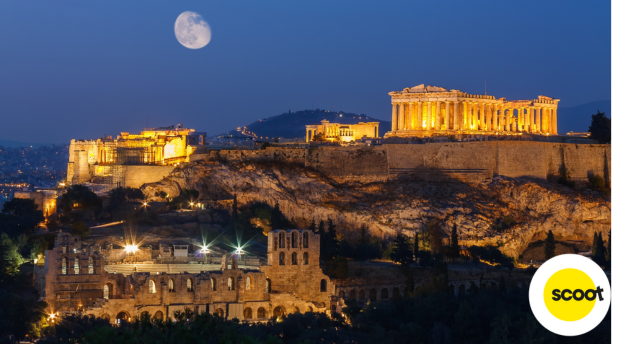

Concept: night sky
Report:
left=0, top=0, right=610, bottom=144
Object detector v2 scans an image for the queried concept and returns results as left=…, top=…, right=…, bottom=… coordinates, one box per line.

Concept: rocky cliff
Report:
left=141, top=160, right=610, bottom=258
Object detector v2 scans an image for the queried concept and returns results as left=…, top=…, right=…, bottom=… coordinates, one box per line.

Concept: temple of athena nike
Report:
left=385, top=84, right=559, bottom=138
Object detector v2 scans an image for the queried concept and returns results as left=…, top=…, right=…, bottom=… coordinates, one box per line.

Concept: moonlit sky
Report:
left=0, top=0, right=610, bottom=144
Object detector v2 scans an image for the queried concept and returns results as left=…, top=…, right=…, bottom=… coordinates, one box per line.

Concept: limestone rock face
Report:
left=141, top=161, right=610, bottom=258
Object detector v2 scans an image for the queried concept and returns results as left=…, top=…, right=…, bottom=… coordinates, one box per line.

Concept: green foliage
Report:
left=588, top=174, right=607, bottom=192
left=0, top=198, right=44, bottom=235
left=467, top=245, right=514, bottom=270
left=588, top=110, right=611, bottom=144
left=58, top=184, right=102, bottom=212
left=592, top=231, right=607, bottom=268
left=70, top=221, right=91, bottom=239
left=170, top=188, right=200, bottom=210
left=0, top=233, right=23, bottom=287
left=0, top=293, right=47, bottom=341
left=311, top=132, right=327, bottom=142
left=544, top=230, right=556, bottom=260
left=557, top=166, right=575, bottom=188
left=155, top=190, right=168, bottom=200
left=390, top=233, right=414, bottom=266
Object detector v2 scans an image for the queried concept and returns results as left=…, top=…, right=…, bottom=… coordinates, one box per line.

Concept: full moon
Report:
left=174, top=11, right=211, bottom=49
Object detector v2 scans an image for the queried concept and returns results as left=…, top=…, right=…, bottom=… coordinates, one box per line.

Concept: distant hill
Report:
left=221, top=109, right=391, bottom=139
left=558, top=100, right=611, bottom=134
left=221, top=101, right=610, bottom=140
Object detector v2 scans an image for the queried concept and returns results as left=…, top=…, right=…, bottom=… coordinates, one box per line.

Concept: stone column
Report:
left=473, top=102, right=479, bottom=130
left=408, top=102, right=415, bottom=130
left=453, top=101, right=459, bottom=130
left=493, top=104, right=498, bottom=131
left=463, top=102, right=468, bottom=130
left=516, top=108, right=522, bottom=131
left=537, top=107, right=542, bottom=133
left=524, top=108, right=530, bottom=132
left=506, top=109, right=512, bottom=132
left=553, top=108, right=558, bottom=134
left=403, top=103, right=409, bottom=130
left=479, top=103, right=485, bottom=130
left=445, top=101, right=451, bottom=130
left=426, top=101, right=432, bottom=130
left=435, top=101, right=441, bottom=130
left=417, top=101, right=423, bottom=130
left=391, top=103, right=397, bottom=131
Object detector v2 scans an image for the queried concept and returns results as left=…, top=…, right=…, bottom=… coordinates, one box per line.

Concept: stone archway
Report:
left=273, top=306, right=285, bottom=318
left=116, top=311, right=130, bottom=324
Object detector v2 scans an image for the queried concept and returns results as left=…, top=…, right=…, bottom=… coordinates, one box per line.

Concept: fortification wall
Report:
left=385, top=142, right=610, bottom=184
left=191, top=147, right=306, bottom=165
left=306, top=146, right=388, bottom=178
left=123, top=165, right=177, bottom=188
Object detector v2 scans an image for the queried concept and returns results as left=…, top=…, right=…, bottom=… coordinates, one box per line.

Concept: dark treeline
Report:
left=36, top=287, right=610, bottom=344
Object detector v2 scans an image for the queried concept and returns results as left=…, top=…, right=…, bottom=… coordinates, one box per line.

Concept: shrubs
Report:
left=588, top=174, right=607, bottom=192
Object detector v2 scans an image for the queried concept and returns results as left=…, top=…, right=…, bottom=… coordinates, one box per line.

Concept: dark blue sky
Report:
left=0, top=0, right=610, bottom=144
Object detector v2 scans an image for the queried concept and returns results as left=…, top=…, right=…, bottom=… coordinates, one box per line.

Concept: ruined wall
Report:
left=123, top=165, right=177, bottom=188
left=191, top=147, right=307, bottom=165
left=306, top=146, right=388, bottom=179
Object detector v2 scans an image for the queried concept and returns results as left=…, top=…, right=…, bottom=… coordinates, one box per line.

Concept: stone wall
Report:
left=123, top=165, right=177, bottom=188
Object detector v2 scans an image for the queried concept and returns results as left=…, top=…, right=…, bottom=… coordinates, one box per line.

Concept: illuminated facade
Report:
left=67, top=125, right=206, bottom=185
left=385, top=84, right=559, bottom=137
left=305, top=120, right=379, bottom=142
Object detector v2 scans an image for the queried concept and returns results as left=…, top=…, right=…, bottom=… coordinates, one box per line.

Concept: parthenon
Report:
left=385, top=84, right=559, bottom=137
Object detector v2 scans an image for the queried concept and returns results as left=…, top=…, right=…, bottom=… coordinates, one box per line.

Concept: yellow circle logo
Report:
left=543, top=268, right=597, bottom=321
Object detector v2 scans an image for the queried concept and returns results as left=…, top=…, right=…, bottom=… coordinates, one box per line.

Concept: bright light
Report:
left=190, top=202, right=194, bottom=206
left=235, top=247, right=244, bottom=255
left=125, top=244, right=138, bottom=254
left=200, top=246, right=210, bottom=254
left=143, top=202, right=148, bottom=206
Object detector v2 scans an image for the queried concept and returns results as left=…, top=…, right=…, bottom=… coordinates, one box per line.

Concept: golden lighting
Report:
left=143, top=202, right=148, bottom=206
left=200, top=246, right=210, bottom=254
left=125, top=244, right=139, bottom=254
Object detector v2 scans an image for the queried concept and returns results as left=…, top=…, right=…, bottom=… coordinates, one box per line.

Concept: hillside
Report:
left=221, top=109, right=391, bottom=139
left=557, top=100, right=611, bottom=134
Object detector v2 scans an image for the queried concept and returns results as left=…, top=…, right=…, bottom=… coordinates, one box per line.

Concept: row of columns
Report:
left=391, top=101, right=558, bottom=134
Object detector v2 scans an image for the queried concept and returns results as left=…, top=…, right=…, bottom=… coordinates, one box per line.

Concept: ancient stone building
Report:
left=66, top=125, right=206, bottom=188
left=14, top=189, right=58, bottom=217
left=37, top=229, right=337, bottom=323
left=305, top=120, right=379, bottom=142
left=386, top=84, right=559, bottom=137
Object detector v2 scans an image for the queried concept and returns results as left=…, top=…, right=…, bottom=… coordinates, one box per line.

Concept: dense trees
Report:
left=390, top=233, right=414, bottom=266
left=592, top=231, right=608, bottom=267
left=0, top=198, right=44, bottom=235
left=58, top=184, right=102, bottom=212
left=588, top=110, right=611, bottom=144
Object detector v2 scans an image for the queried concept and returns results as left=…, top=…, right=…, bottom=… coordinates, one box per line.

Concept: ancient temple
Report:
left=305, top=120, right=379, bottom=142
left=385, top=84, right=559, bottom=137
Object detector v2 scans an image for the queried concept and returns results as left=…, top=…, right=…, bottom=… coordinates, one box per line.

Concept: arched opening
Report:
left=279, top=252, right=285, bottom=265
left=307, top=306, right=313, bottom=313
left=246, top=276, right=254, bottom=290
left=88, top=257, right=94, bottom=274
left=369, top=289, right=377, bottom=302
left=266, top=278, right=271, bottom=293
left=74, top=257, right=80, bottom=274
left=153, top=311, right=163, bottom=320
left=393, top=287, right=400, bottom=298
left=278, top=232, right=285, bottom=248
left=303, top=252, right=308, bottom=265
left=214, top=308, right=224, bottom=317
left=320, top=279, right=327, bottom=292
left=149, top=280, right=156, bottom=294
left=359, top=289, right=365, bottom=301
left=228, top=277, right=235, bottom=291
left=187, top=278, right=193, bottom=292
left=338, top=290, right=345, bottom=299
left=273, top=306, right=285, bottom=319
left=168, top=278, right=175, bottom=292
left=294, top=306, right=300, bottom=313
left=104, top=282, right=113, bottom=299
left=211, top=278, right=217, bottom=291
left=61, top=257, right=67, bottom=275
left=116, top=311, right=130, bottom=324
left=257, top=307, right=266, bottom=318
left=303, top=232, right=309, bottom=248
left=291, top=252, right=297, bottom=265
left=101, top=313, right=110, bottom=321
left=349, top=289, right=357, bottom=300
left=380, top=288, right=388, bottom=300
left=140, top=311, right=149, bottom=320
left=458, top=284, right=465, bottom=295
left=292, top=232, right=298, bottom=248
left=244, top=307, right=253, bottom=319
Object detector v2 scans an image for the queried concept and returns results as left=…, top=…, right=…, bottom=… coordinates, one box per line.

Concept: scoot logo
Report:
left=530, top=255, right=610, bottom=336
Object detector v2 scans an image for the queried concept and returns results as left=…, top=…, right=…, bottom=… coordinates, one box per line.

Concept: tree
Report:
left=308, top=218, right=317, bottom=232
left=0, top=233, right=23, bottom=287
left=390, top=233, right=414, bottom=266
left=58, top=184, right=102, bottom=212
left=592, top=231, right=607, bottom=267
left=427, top=220, right=444, bottom=256
left=588, top=110, right=611, bottom=144
left=414, top=233, right=419, bottom=259
left=544, top=230, right=556, bottom=260
left=311, top=133, right=327, bottom=142
left=450, top=224, right=460, bottom=261
left=70, top=221, right=91, bottom=238
left=0, top=198, right=44, bottom=235
left=270, top=202, right=289, bottom=230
